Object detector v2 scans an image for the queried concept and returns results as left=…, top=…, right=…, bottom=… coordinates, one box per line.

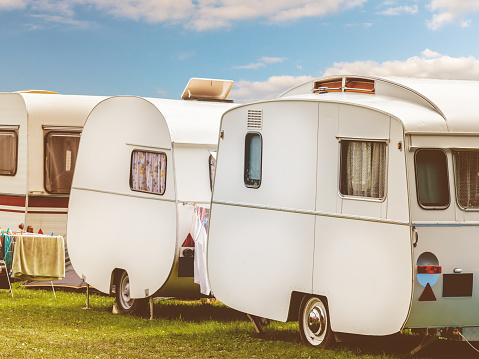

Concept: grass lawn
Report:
left=0, top=283, right=477, bottom=358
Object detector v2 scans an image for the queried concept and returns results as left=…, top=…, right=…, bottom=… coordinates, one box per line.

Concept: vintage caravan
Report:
left=0, top=91, right=105, bottom=236
left=67, top=78, right=235, bottom=314
left=207, top=75, right=479, bottom=348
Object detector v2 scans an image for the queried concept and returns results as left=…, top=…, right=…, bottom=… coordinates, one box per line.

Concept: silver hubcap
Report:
left=119, top=274, right=134, bottom=309
left=303, top=297, right=328, bottom=345
left=308, top=306, right=326, bottom=337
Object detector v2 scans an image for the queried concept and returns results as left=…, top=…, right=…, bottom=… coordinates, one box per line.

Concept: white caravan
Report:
left=67, top=78, right=235, bottom=314
left=208, top=75, right=479, bottom=347
left=0, top=91, right=105, bottom=236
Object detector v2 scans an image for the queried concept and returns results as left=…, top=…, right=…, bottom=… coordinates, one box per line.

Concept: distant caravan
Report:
left=0, top=91, right=105, bottom=236
left=207, top=75, right=479, bottom=347
left=67, top=78, right=235, bottom=314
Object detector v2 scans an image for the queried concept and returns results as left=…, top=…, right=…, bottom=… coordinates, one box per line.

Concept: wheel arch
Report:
left=287, top=291, right=330, bottom=322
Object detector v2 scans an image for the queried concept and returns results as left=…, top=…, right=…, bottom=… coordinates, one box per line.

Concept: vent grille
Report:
left=247, top=110, right=263, bottom=130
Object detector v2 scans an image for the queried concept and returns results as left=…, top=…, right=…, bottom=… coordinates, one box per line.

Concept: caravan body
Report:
left=207, top=75, right=479, bottom=345
left=0, top=91, right=104, bottom=236
left=67, top=79, right=235, bottom=313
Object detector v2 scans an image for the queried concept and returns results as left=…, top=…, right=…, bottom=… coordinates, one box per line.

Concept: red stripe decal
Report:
left=0, top=208, right=26, bottom=214
left=28, top=211, right=67, bottom=215
left=0, top=194, right=26, bottom=207
left=28, top=196, right=69, bottom=208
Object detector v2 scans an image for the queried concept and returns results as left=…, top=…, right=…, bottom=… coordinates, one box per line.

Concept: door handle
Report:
left=412, top=227, right=418, bottom=247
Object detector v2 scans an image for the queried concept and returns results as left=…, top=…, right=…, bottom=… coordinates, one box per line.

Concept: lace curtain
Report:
left=131, top=151, right=167, bottom=195
left=454, top=151, right=479, bottom=209
left=342, top=141, right=386, bottom=198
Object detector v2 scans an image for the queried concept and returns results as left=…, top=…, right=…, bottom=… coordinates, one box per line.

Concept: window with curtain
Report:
left=340, top=140, right=387, bottom=199
left=244, top=132, right=262, bottom=188
left=453, top=151, right=479, bottom=210
left=415, top=149, right=449, bottom=208
left=44, top=131, right=81, bottom=194
left=209, top=152, right=216, bottom=191
left=130, top=150, right=167, bottom=195
left=0, top=131, right=17, bottom=176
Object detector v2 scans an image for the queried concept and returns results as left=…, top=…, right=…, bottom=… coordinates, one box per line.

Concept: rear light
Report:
left=417, top=265, right=441, bottom=274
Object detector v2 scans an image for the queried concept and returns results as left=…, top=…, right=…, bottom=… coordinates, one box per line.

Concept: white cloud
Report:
left=1, top=0, right=367, bottom=31
left=236, top=56, right=287, bottom=70
left=0, top=0, right=27, bottom=10
left=30, top=14, right=93, bottom=28
left=322, top=49, right=479, bottom=80
left=230, top=50, right=479, bottom=103
left=426, top=0, right=479, bottom=30
left=229, top=75, right=314, bottom=103
left=378, top=5, right=418, bottom=16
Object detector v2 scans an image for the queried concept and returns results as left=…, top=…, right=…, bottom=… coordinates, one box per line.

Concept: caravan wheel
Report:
left=298, top=296, right=334, bottom=349
left=114, top=271, right=148, bottom=315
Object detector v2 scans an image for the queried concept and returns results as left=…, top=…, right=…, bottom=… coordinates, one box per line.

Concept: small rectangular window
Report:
left=209, top=152, right=216, bottom=191
left=340, top=140, right=387, bottom=199
left=130, top=150, right=167, bottom=195
left=415, top=149, right=449, bottom=209
left=0, top=131, right=17, bottom=176
left=453, top=151, right=479, bottom=210
left=44, top=131, right=81, bottom=194
left=244, top=132, right=262, bottom=188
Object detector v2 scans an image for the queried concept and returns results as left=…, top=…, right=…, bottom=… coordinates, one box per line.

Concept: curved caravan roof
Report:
left=278, top=75, right=479, bottom=134
left=142, top=97, right=236, bottom=145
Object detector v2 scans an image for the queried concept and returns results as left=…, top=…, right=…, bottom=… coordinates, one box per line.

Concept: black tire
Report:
left=114, top=271, right=148, bottom=315
left=298, top=295, right=334, bottom=349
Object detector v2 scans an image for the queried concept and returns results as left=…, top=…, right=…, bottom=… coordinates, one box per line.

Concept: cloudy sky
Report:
left=1, top=0, right=479, bottom=102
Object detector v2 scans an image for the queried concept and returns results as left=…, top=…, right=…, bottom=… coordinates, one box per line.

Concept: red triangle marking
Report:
left=182, top=233, right=195, bottom=247
left=419, top=282, right=436, bottom=301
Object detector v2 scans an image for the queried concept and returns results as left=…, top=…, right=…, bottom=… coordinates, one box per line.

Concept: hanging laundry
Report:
left=12, top=235, right=65, bottom=281
left=193, top=205, right=211, bottom=296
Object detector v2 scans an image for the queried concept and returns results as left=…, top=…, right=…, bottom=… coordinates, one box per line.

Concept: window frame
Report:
left=44, top=130, right=81, bottom=194
left=452, top=149, right=479, bottom=212
left=0, top=129, right=18, bottom=176
left=129, top=149, right=167, bottom=196
left=244, top=132, right=263, bottom=189
left=414, top=148, right=450, bottom=210
left=338, top=138, right=388, bottom=202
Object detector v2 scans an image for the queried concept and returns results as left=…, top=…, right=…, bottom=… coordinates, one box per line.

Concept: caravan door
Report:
left=406, top=144, right=479, bottom=329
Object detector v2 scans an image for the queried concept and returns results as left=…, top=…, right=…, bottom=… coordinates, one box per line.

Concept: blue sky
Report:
left=1, top=0, right=479, bottom=102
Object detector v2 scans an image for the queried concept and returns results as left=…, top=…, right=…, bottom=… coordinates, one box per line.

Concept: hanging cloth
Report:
left=193, top=206, right=211, bottom=296
left=12, top=235, right=65, bottom=281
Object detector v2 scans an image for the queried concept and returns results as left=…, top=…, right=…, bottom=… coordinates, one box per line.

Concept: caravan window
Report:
left=415, top=149, right=449, bottom=209
left=130, top=150, right=167, bottom=195
left=244, top=132, right=262, bottom=188
left=453, top=151, right=479, bottom=210
left=209, top=152, right=216, bottom=191
left=0, top=130, right=17, bottom=176
left=340, top=140, right=387, bottom=199
left=44, top=131, right=81, bottom=194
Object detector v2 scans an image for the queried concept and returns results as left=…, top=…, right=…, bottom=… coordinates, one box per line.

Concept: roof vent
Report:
left=247, top=110, right=262, bottom=130
left=313, top=76, right=375, bottom=94
left=181, top=78, right=234, bottom=102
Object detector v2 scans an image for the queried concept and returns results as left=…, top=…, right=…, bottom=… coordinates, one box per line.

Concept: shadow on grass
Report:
left=151, top=299, right=248, bottom=322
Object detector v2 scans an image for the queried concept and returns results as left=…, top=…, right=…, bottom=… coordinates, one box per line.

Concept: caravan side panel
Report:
left=209, top=101, right=319, bottom=321
left=0, top=94, right=28, bottom=230
left=68, top=97, right=177, bottom=298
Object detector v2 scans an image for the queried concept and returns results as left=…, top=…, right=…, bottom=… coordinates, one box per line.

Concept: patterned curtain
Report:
left=344, top=141, right=386, bottom=198
left=131, top=151, right=167, bottom=194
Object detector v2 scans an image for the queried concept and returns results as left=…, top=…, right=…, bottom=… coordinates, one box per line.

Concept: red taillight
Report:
left=417, top=265, right=441, bottom=274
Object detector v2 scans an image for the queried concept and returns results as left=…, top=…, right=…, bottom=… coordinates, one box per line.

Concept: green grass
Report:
left=0, top=283, right=477, bottom=358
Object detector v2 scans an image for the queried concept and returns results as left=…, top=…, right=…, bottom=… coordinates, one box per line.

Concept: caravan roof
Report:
left=278, top=75, right=479, bottom=134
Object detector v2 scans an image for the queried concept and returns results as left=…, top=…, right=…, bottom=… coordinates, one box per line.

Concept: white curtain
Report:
left=455, top=151, right=479, bottom=208
left=345, top=141, right=386, bottom=198
left=131, top=151, right=167, bottom=194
